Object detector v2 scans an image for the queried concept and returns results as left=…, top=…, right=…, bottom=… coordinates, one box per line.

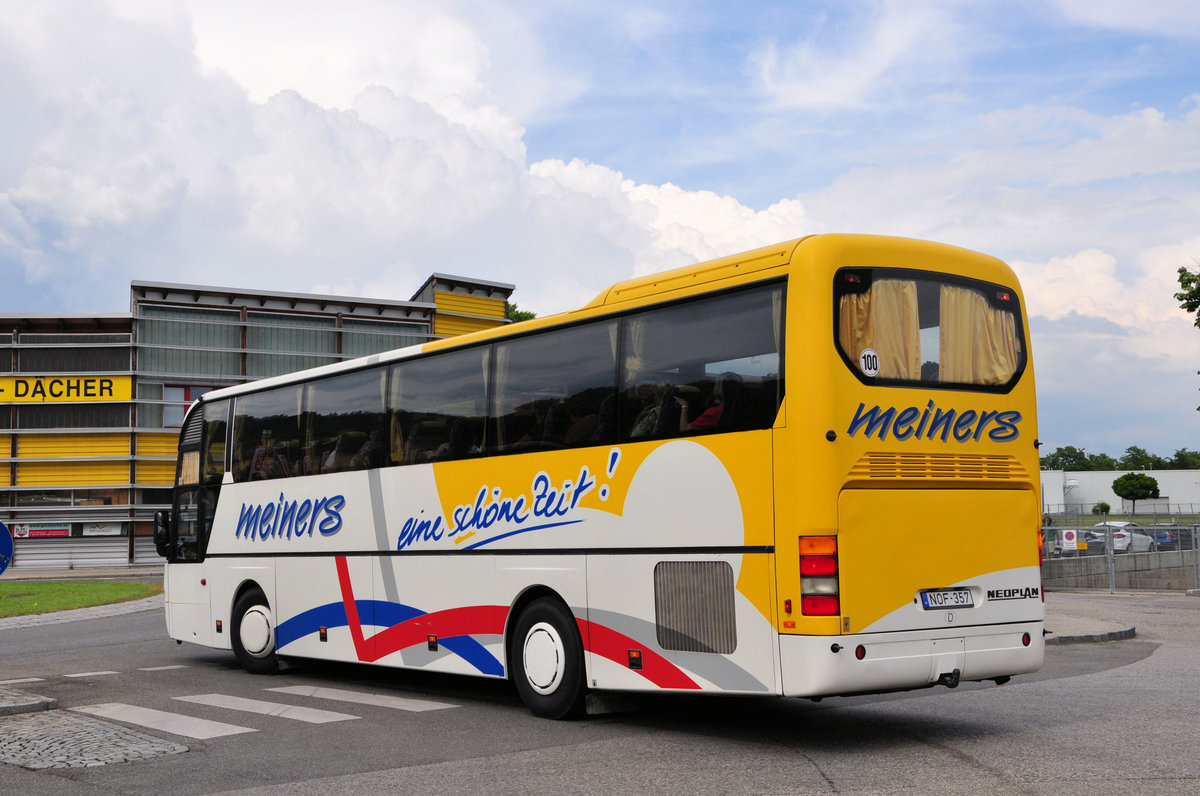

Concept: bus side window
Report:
left=231, top=385, right=304, bottom=482
left=305, top=367, right=388, bottom=474
left=391, top=347, right=488, bottom=464
left=620, top=282, right=784, bottom=440
left=491, top=320, right=618, bottom=453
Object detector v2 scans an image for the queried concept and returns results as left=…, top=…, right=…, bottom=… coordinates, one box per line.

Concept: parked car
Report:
left=1147, top=523, right=1198, bottom=551
left=1093, top=522, right=1154, bottom=553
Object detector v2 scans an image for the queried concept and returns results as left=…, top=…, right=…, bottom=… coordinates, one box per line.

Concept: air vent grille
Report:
left=848, top=452, right=1028, bottom=482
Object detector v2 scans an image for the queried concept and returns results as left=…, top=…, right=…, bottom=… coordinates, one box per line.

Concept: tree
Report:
left=1176, top=263, right=1200, bottom=411
left=1176, top=262, right=1200, bottom=327
left=1117, top=446, right=1167, bottom=471
left=1111, top=473, right=1159, bottom=515
left=1039, top=445, right=1092, bottom=470
left=1171, top=448, right=1200, bottom=469
left=1087, top=452, right=1118, bottom=470
left=506, top=302, right=536, bottom=322
left=1091, top=501, right=1111, bottom=515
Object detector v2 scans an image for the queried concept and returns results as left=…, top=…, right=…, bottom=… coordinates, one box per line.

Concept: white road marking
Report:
left=64, top=671, right=119, bottom=678
left=138, top=665, right=190, bottom=671
left=266, top=685, right=456, bottom=712
left=173, top=693, right=359, bottom=724
left=72, top=703, right=256, bottom=739
left=0, top=677, right=45, bottom=684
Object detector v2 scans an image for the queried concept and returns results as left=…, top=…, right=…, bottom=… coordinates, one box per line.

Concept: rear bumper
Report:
left=779, top=620, right=1044, bottom=697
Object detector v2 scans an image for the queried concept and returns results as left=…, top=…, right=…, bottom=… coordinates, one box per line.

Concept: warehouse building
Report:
left=1, top=275, right=514, bottom=569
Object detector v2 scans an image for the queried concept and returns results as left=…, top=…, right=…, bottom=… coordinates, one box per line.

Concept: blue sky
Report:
left=1, top=0, right=1199, bottom=458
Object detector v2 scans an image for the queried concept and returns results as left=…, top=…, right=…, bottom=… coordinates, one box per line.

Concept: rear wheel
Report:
left=231, top=588, right=279, bottom=674
left=511, top=598, right=586, bottom=719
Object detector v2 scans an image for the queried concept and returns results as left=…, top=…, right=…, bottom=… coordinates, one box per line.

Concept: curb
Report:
left=0, top=686, right=58, bottom=717
left=1044, top=625, right=1137, bottom=645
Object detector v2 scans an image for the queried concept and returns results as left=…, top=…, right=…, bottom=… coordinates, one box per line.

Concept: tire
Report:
left=510, top=597, right=586, bottom=719
left=231, top=588, right=279, bottom=674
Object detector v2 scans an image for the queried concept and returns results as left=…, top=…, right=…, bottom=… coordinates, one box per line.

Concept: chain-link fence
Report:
left=1041, top=520, right=1200, bottom=591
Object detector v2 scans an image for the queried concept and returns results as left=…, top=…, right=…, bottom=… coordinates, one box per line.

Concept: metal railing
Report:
left=1042, top=524, right=1200, bottom=591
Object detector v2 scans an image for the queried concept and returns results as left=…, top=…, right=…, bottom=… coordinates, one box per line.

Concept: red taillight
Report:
left=801, top=595, right=840, bottom=616
left=800, top=556, right=838, bottom=576
left=800, top=536, right=840, bottom=617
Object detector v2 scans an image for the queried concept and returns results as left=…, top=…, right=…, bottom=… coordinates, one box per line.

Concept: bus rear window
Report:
left=835, top=269, right=1025, bottom=390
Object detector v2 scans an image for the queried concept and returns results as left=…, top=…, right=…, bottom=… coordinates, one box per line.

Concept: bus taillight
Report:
left=800, top=536, right=840, bottom=616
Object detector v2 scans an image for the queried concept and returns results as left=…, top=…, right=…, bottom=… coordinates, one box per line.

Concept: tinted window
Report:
left=620, top=283, right=784, bottom=440
left=492, top=321, right=618, bottom=453
left=302, top=368, right=388, bottom=475
left=231, top=386, right=304, bottom=482
left=391, top=348, right=488, bottom=463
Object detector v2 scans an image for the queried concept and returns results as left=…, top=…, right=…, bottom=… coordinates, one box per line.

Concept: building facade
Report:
left=2, top=275, right=513, bottom=568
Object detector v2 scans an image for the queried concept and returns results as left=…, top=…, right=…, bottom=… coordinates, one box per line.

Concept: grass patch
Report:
left=0, top=581, right=163, bottom=618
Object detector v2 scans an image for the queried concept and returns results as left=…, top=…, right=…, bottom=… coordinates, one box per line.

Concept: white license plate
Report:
left=919, top=589, right=974, bottom=609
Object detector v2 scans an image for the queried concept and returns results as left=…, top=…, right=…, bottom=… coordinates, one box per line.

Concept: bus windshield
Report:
left=835, top=268, right=1025, bottom=390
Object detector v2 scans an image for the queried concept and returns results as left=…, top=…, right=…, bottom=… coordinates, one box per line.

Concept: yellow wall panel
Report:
left=435, top=315, right=506, bottom=337
left=137, top=433, right=180, bottom=457
left=433, top=292, right=506, bottom=319
left=18, top=434, right=131, bottom=458
left=136, top=461, right=177, bottom=485
left=17, top=461, right=129, bottom=487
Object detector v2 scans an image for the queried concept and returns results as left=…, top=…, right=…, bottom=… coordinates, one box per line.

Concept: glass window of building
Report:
left=138, top=306, right=242, bottom=378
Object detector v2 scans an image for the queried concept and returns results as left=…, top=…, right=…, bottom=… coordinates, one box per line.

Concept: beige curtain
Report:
left=839, top=280, right=920, bottom=380
left=939, top=285, right=1019, bottom=384
left=624, top=316, right=649, bottom=384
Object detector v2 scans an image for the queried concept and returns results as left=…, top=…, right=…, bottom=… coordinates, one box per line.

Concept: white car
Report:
left=1092, top=522, right=1154, bottom=553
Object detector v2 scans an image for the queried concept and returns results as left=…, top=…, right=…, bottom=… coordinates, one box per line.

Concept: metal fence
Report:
left=1042, top=523, right=1200, bottom=591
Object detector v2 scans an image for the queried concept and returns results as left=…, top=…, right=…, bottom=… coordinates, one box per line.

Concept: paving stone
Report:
left=0, top=710, right=186, bottom=769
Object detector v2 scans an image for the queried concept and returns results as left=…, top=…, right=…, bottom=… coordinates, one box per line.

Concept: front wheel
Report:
left=231, top=588, right=279, bottom=674
left=511, top=597, right=586, bottom=719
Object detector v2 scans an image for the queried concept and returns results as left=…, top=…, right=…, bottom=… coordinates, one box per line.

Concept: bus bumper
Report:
left=778, top=621, right=1044, bottom=697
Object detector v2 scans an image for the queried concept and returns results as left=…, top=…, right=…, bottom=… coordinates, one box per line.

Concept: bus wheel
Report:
left=231, top=588, right=279, bottom=674
left=512, top=598, right=585, bottom=719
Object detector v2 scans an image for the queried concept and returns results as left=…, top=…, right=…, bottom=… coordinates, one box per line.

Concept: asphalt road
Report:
left=1, top=591, right=1197, bottom=794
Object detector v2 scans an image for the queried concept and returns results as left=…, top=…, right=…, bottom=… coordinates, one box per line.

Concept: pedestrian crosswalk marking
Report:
left=266, top=685, right=456, bottom=712
left=72, top=703, right=256, bottom=740
left=173, top=693, right=359, bottom=724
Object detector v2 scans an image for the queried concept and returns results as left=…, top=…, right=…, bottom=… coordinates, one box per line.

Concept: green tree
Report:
left=506, top=302, right=536, bottom=322
left=1171, top=448, right=1200, bottom=469
left=1117, top=446, right=1167, bottom=471
left=1176, top=262, right=1200, bottom=411
left=1039, top=445, right=1091, bottom=470
left=1091, top=501, right=1111, bottom=515
left=1087, top=452, right=1118, bottom=470
left=1176, top=262, right=1200, bottom=327
left=1111, top=473, right=1160, bottom=515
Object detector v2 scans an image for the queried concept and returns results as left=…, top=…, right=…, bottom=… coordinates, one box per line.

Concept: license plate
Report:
left=919, top=588, right=974, bottom=610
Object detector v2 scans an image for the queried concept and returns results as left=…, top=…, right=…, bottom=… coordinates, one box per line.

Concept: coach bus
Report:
left=155, top=234, right=1044, bottom=718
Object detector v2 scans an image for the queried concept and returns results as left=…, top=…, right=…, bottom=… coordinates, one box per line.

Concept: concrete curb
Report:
left=0, top=686, right=58, bottom=717
left=1044, top=625, right=1137, bottom=645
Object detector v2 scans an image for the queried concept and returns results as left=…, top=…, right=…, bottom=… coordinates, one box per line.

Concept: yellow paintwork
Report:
left=433, top=292, right=507, bottom=319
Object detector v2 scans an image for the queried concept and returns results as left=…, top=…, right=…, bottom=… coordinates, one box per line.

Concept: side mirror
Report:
left=153, top=510, right=171, bottom=558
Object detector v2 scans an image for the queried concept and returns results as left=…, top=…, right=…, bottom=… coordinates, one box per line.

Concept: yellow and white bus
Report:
left=156, top=234, right=1043, bottom=718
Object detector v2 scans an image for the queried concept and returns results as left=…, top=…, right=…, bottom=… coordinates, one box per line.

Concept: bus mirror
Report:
left=153, top=510, right=171, bottom=557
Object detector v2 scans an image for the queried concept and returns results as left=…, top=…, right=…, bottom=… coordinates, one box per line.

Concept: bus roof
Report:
left=193, top=233, right=1018, bottom=407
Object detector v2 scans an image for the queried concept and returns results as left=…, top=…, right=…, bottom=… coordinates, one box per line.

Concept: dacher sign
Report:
left=0, top=376, right=132, bottom=403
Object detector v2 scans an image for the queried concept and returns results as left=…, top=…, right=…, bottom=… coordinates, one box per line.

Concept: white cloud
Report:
left=753, top=0, right=962, bottom=110
left=1051, top=0, right=1200, bottom=38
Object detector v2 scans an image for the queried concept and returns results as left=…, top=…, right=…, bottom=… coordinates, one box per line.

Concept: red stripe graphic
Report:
left=336, top=556, right=506, bottom=663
